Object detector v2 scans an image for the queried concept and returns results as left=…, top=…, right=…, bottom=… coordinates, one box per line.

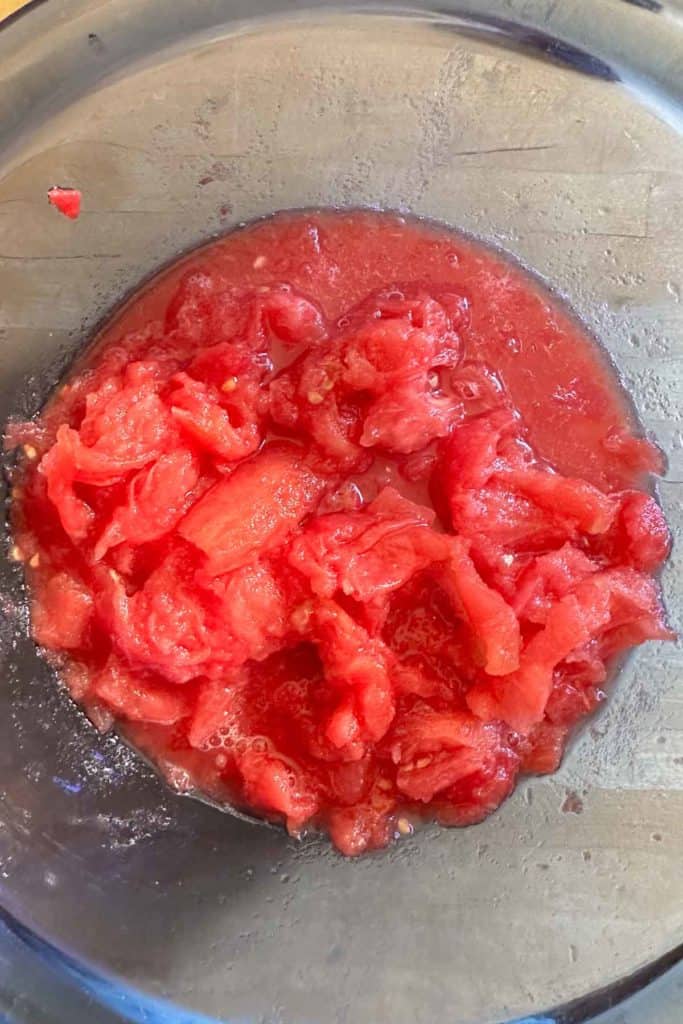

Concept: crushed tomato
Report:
left=7, top=210, right=673, bottom=855
left=47, top=186, right=82, bottom=220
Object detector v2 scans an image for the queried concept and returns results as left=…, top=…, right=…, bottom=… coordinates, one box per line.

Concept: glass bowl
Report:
left=0, top=2, right=681, bottom=1022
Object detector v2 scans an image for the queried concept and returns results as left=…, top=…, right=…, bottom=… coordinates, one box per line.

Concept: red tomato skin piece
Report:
left=48, top=186, right=81, bottom=219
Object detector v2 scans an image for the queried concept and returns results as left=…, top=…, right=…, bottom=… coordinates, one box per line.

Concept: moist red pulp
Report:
left=47, top=186, right=82, bottom=220
left=8, top=210, right=672, bottom=855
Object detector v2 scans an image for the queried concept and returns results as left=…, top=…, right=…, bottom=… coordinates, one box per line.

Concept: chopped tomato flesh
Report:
left=179, top=445, right=327, bottom=574
left=9, top=210, right=672, bottom=855
left=48, top=186, right=81, bottom=219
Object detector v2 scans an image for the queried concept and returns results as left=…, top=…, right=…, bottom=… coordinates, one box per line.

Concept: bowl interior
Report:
left=0, top=4, right=681, bottom=1023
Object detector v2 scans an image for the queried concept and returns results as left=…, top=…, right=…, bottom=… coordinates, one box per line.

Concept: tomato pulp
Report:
left=8, top=210, right=672, bottom=855
left=47, top=186, right=82, bottom=220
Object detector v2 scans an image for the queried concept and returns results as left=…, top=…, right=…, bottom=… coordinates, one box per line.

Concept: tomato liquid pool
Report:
left=7, top=210, right=672, bottom=855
